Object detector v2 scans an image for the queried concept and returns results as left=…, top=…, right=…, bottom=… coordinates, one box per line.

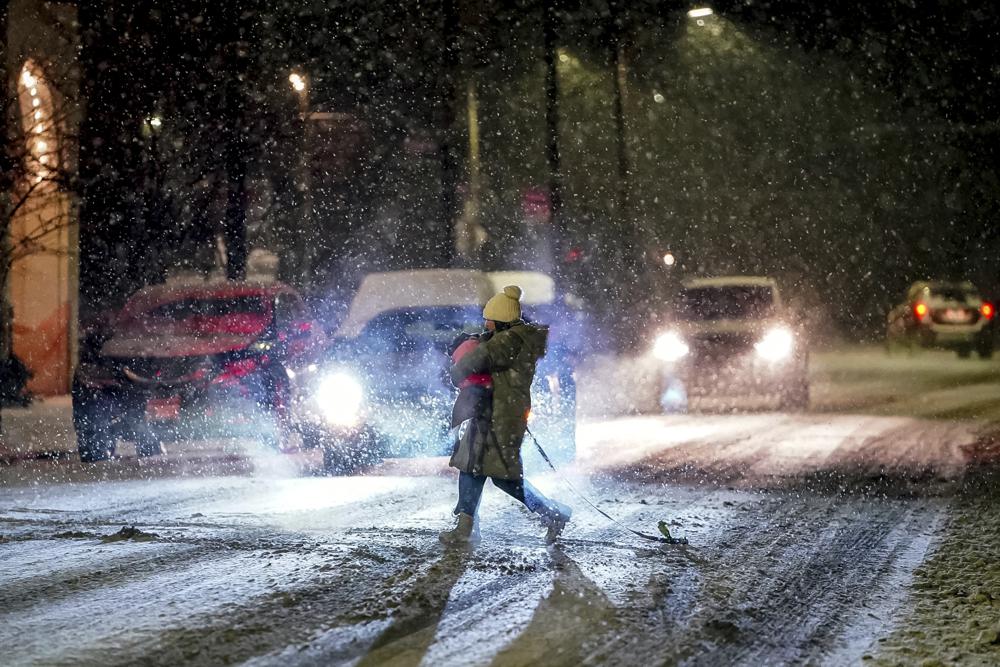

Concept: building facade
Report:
left=4, top=0, right=79, bottom=394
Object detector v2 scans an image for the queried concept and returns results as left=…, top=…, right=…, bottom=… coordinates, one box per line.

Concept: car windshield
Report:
left=360, top=307, right=484, bottom=353
left=929, top=286, right=979, bottom=303
left=676, top=286, right=774, bottom=321
left=120, top=295, right=271, bottom=336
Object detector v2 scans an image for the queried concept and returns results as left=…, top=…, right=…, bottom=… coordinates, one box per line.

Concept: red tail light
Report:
left=213, top=356, right=264, bottom=385
left=981, top=303, right=995, bottom=320
left=913, top=302, right=929, bottom=321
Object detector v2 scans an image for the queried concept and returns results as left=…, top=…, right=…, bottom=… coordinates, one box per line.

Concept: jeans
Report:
left=454, top=471, right=562, bottom=518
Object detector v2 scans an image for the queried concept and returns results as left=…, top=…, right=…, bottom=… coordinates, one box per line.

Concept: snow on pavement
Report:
left=1, top=409, right=984, bottom=666
left=578, top=413, right=984, bottom=485
left=3, top=346, right=1000, bottom=665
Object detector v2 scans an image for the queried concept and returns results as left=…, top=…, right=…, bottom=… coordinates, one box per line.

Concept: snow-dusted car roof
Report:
left=487, top=271, right=556, bottom=306
left=337, top=269, right=492, bottom=338
left=119, top=280, right=296, bottom=319
left=909, top=280, right=978, bottom=292
left=683, top=276, right=778, bottom=289
left=336, top=269, right=556, bottom=339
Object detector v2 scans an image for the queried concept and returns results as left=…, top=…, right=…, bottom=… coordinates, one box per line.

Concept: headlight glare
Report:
left=653, top=331, right=690, bottom=362
left=316, top=372, right=364, bottom=426
left=755, top=326, right=795, bottom=361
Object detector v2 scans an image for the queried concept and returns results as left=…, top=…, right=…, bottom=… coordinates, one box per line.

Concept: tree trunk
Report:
left=223, top=134, right=248, bottom=281
left=611, top=41, right=630, bottom=233
left=542, top=0, right=564, bottom=236
left=542, top=0, right=566, bottom=289
left=437, top=0, right=461, bottom=268
left=0, top=0, right=10, bottom=440
left=221, top=9, right=250, bottom=281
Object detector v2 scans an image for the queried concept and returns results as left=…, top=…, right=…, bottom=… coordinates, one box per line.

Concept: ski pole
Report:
left=525, top=428, right=688, bottom=545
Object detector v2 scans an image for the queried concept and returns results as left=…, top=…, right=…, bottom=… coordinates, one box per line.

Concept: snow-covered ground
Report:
left=2, top=346, right=1000, bottom=665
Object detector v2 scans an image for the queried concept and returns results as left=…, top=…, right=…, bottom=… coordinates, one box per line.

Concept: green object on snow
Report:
left=657, top=520, right=673, bottom=540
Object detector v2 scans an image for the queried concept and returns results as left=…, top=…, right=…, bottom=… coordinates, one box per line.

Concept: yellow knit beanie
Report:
left=483, top=285, right=523, bottom=323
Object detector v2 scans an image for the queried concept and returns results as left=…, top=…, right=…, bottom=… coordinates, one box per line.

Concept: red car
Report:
left=72, top=281, right=325, bottom=462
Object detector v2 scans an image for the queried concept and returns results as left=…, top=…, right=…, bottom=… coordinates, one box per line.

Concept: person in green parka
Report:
left=439, top=285, right=572, bottom=546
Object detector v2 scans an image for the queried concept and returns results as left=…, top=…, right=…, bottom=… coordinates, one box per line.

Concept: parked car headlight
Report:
left=315, top=372, right=364, bottom=426
left=755, top=326, right=795, bottom=361
left=653, top=331, right=690, bottom=362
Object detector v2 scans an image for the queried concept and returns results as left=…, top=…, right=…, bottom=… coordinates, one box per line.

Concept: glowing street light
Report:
left=688, top=7, right=714, bottom=18
left=663, top=251, right=676, bottom=267
left=21, top=70, right=36, bottom=87
left=148, top=116, right=162, bottom=128
left=289, top=72, right=306, bottom=92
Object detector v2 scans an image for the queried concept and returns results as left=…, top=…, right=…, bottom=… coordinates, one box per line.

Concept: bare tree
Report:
left=1, top=50, right=78, bottom=434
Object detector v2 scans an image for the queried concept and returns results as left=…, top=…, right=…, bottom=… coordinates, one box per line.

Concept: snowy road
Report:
left=2, top=348, right=1000, bottom=666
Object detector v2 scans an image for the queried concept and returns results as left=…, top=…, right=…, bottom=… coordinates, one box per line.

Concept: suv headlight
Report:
left=653, top=331, right=690, bottom=362
left=315, top=372, right=364, bottom=426
left=755, top=326, right=795, bottom=362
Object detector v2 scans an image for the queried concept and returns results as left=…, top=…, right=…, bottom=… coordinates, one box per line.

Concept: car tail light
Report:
left=981, top=303, right=995, bottom=320
left=213, top=356, right=265, bottom=385
left=913, top=302, right=929, bottom=321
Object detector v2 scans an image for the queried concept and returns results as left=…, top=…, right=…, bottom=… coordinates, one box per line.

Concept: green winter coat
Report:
left=449, top=322, right=548, bottom=480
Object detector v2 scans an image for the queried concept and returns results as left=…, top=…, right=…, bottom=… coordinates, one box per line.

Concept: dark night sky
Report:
left=721, top=0, right=1000, bottom=123
left=74, top=1, right=1000, bottom=335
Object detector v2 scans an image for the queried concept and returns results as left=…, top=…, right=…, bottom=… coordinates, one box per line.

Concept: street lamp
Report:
left=687, top=7, right=713, bottom=18
left=663, top=252, right=676, bottom=267
left=288, top=71, right=312, bottom=282
left=288, top=72, right=310, bottom=120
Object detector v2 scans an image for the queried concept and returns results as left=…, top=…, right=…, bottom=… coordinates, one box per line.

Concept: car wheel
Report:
left=76, top=421, right=117, bottom=462
left=528, top=405, right=577, bottom=469
left=976, top=337, right=994, bottom=359
left=885, top=323, right=901, bottom=355
left=254, top=371, right=302, bottom=452
left=72, top=381, right=118, bottom=462
left=957, top=345, right=973, bottom=359
left=257, top=411, right=300, bottom=452
left=322, top=444, right=351, bottom=475
left=780, top=380, right=810, bottom=411
left=133, top=428, right=165, bottom=458
left=322, top=428, right=382, bottom=475
left=659, top=375, right=689, bottom=414
left=527, top=369, right=578, bottom=466
left=885, top=331, right=908, bottom=356
left=298, top=423, right=327, bottom=450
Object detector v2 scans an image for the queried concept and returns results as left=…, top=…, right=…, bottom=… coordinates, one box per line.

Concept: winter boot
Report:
left=539, top=502, right=573, bottom=545
left=439, top=512, right=481, bottom=547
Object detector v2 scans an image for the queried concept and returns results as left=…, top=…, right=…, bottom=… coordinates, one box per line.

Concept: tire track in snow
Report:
left=0, top=407, right=982, bottom=666
left=4, top=548, right=313, bottom=666
left=0, top=539, right=211, bottom=616
left=584, top=490, right=946, bottom=666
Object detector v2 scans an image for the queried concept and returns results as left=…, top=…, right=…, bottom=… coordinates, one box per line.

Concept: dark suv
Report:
left=886, top=281, right=994, bottom=358
left=652, top=276, right=809, bottom=411
left=72, top=281, right=324, bottom=462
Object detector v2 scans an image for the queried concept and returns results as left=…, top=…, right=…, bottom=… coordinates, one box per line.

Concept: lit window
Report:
left=17, top=60, right=60, bottom=188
